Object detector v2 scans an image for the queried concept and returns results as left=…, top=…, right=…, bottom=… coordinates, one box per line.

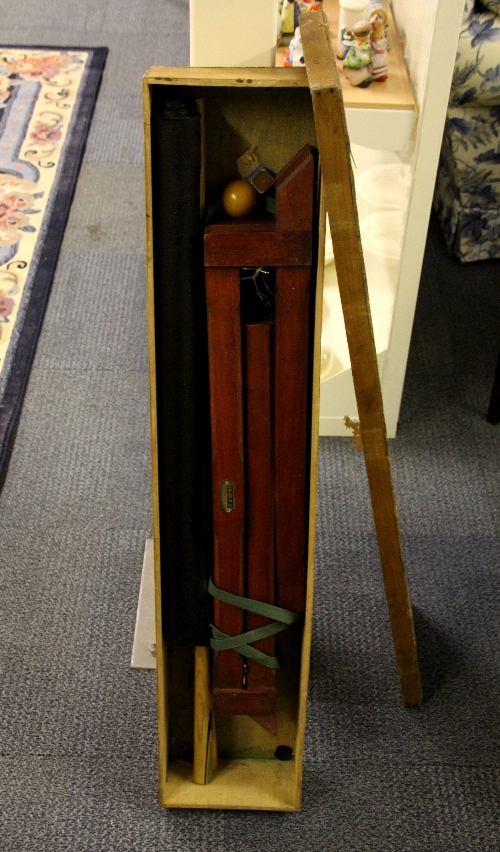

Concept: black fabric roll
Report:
left=151, top=91, right=212, bottom=646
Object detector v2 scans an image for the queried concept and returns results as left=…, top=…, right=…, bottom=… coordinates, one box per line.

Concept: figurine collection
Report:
left=281, top=0, right=390, bottom=87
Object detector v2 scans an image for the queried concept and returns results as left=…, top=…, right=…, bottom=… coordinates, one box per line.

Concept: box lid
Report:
left=301, top=10, right=423, bottom=709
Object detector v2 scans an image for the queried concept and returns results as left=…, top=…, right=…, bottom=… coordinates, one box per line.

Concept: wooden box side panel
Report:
left=142, top=75, right=169, bottom=794
left=161, top=759, right=299, bottom=811
left=144, top=65, right=308, bottom=87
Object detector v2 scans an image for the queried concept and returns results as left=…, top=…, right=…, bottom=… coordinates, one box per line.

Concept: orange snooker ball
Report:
left=222, top=179, right=258, bottom=218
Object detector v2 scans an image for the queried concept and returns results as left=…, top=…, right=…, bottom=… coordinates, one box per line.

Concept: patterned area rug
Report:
left=0, top=46, right=107, bottom=472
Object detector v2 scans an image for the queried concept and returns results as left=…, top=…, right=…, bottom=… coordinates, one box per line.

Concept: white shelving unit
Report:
left=189, top=0, right=465, bottom=437
left=317, top=0, right=465, bottom=437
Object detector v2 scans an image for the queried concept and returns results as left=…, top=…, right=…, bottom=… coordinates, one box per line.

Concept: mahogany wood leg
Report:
left=244, top=320, right=277, bottom=734
left=274, top=266, right=311, bottom=615
left=205, top=266, right=245, bottom=710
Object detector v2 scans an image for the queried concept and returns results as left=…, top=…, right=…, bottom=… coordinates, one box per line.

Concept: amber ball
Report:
left=222, top=180, right=258, bottom=218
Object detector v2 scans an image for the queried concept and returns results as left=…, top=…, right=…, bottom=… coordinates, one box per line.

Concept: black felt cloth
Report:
left=151, top=92, right=212, bottom=646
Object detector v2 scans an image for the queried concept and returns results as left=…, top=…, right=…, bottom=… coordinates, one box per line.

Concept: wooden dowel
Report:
left=193, top=646, right=218, bottom=784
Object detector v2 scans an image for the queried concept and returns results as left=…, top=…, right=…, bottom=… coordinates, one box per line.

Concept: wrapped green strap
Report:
left=208, top=576, right=302, bottom=669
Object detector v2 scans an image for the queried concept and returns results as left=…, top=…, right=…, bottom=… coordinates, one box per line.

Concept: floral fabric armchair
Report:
left=433, top=0, right=500, bottom=261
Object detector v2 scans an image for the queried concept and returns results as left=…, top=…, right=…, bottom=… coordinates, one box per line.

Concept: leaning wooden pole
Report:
left=300, top=11, right=423, bottom=707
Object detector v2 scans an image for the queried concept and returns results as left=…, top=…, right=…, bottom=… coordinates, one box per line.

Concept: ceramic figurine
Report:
left=277, top=0, right=284, bottom=44
left=280, top=0, right=296, bottom=45
left=343, top=20, right=373, bottom=87
left=284, top=26, right=305, bottom=66
left=337, top=0, right=369, bottom=58
left=369, top=8, right=389, bottom=81
left=279, top=0, right=322, bottom=45
left=338, top=26, right=356, bottom=61
left=294, top=0, right=322, bottom=29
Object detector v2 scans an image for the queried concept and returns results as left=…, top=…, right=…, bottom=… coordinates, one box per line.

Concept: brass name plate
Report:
left=219, top=480, right=236, bottom=513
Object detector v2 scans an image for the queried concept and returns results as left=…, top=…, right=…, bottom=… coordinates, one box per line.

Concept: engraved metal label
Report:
left=220, top=480, right=236, bottom=513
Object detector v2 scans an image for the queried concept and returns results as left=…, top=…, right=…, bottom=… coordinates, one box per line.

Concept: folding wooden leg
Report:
left=274, top=267, right=311, bottom=614
left=206, top=270, right=277, bottom=720
left=244, top=320, right=277, bottom=734
left=205, top=266, right=246, bottom=712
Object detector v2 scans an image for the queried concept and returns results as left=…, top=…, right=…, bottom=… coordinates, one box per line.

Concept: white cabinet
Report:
left=189, top=0, right=279, bottom=67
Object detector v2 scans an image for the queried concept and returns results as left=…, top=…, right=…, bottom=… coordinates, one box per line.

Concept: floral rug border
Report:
left=0, top=45, right=107, bottom=473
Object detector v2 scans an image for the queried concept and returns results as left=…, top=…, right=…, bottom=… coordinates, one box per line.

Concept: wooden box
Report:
left=143, top=65, right=325, bottom=811
left=142, top=13, right=422, bottom=811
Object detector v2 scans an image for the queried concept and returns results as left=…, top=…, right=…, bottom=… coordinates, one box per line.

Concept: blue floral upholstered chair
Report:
left=433, top=0, right=500, bottom=262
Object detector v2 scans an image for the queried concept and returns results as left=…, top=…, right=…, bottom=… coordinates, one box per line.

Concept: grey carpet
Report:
left=1, top=1, right=500, bottom=849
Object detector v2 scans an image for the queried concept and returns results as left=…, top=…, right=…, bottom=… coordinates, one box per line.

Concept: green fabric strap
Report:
left=208, top=576, right=302, bottom=670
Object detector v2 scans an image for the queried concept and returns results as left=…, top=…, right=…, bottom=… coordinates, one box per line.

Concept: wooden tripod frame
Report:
left=205, top=147, right=316, bottom=730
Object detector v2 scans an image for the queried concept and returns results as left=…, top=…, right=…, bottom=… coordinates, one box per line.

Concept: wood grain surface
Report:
left=244, top=320, right=277, bottom=727
left=205, top=266, right=246, bottom=705
left=301, top=10, right=422, bottom=707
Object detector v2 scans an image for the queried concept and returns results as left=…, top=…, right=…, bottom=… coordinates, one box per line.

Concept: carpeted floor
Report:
left=0, top=1, right=499, bottom=850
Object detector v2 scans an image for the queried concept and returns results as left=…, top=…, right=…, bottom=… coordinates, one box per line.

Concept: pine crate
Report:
left=143, top=65, right=325, bottom=811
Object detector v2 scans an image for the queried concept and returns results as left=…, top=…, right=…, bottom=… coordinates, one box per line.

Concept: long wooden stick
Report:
left=301, top=11, right=422, bottom=707
left=193, top=646, right=218, bottom=784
